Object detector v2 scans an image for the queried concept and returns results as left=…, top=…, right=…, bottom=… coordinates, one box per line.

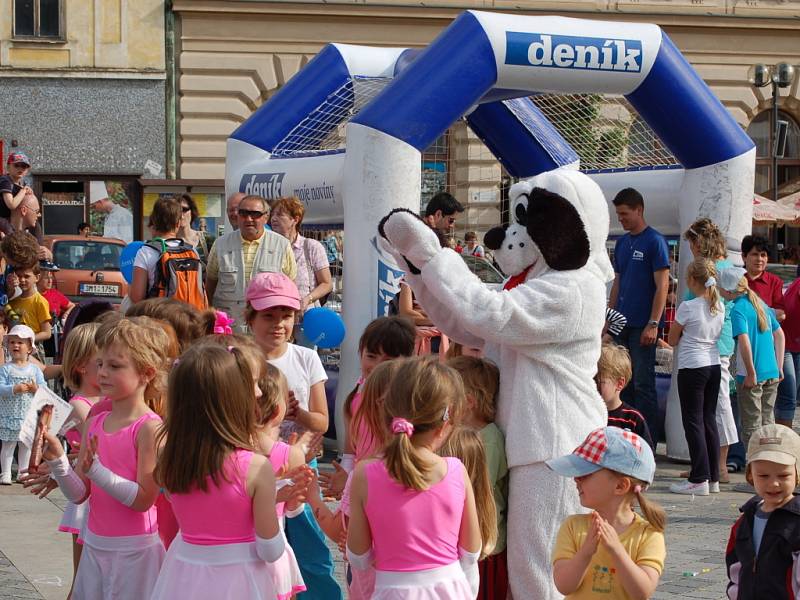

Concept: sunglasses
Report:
left=181, top=205, right=191, bottom=213
left=238, top=209, right=267, bottom=220
left=12, top=163, right=29, bottom=169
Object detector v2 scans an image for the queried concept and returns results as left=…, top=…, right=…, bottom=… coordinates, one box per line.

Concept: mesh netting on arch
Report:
left=270, top=76, right=678, bottom=172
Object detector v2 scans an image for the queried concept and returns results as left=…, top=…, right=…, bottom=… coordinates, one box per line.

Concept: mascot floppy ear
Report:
left=527, top=188, right=590, bottom=271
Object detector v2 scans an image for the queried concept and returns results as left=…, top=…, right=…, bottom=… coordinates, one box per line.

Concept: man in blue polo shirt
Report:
left=608, top=188, right=670, bottom=443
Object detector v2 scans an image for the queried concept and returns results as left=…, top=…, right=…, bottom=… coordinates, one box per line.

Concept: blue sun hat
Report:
left=546, top=426, right=656, bottom=484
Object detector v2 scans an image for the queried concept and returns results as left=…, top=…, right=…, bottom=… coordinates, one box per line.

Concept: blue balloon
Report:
left=302, top=307, right=345, bottom=349
left=119, top=241, right=144, bottom=284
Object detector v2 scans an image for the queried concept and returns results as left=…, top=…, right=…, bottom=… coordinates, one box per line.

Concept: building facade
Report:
left=0, top=0, right=166, bottom=240
left=171, top=0, right=800, bottom=240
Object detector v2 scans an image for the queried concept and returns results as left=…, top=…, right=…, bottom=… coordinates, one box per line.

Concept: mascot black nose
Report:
left=484, top=226, right=507, bottom=251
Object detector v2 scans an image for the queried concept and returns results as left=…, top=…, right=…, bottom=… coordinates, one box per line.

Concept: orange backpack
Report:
left=145, top=238, right=208, bottom=310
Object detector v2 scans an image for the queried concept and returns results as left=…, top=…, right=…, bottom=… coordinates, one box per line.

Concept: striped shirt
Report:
left=607, top=402, right=653, bottom=449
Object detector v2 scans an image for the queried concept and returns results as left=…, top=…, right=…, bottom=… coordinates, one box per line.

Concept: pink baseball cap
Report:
left=246, top=273, right=301, bottom=311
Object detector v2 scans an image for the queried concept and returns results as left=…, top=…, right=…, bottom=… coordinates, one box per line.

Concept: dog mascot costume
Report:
left=379, top=167, right=611, bottom=599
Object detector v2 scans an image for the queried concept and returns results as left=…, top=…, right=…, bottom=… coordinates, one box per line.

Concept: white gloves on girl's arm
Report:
left=347, top=547, right=374, bottom=571
left=340, top=453, right=355, bottom=473
left=86, top=457, right=139, bottom=507
left=45, top=454, right=86, bottom=503
left=459, top=546, right=481, bottom=599
left=256, top=531, right=286, bottom=563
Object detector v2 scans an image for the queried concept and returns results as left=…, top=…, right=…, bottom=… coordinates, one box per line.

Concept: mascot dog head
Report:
left=485, top=168, right=613, bottom=283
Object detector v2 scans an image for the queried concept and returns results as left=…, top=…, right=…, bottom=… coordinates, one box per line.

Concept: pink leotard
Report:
left=268, top=441, right=291, bottom=518
left=364, top=457, right=466, bottom=572
left=64, top=395, right=96, bottom=447
left=350, top=379, right=381, bottom=461
left=169, top=449, right=256, bottom=546
left=86, top=412, right=161, bottom=537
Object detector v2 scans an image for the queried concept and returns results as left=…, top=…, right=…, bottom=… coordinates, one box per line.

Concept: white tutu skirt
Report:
left=151, top=534, right=280, bottom=600
left=266, top=538, right=306, bottom=599
left=373, top=562, right=473, bottom=600
left=58, top=501, right=87, bottom=537
left=74, top=530, right=165, bottom=600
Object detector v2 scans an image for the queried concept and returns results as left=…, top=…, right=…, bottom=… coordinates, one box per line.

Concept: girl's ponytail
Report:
left=740, top=278, right=768, bottom=332
left=634, top=483, right=666, bottom=532
left=384, top=418, right=430, bottom=491
left=687, top=257, right=720, bottom=315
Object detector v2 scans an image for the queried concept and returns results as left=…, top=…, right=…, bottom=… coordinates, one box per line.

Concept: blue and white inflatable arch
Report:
left=227, top=10, right=754, bottom=447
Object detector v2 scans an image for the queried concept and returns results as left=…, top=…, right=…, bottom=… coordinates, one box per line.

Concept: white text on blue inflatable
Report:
left=505, top=32, right=642, bottom=73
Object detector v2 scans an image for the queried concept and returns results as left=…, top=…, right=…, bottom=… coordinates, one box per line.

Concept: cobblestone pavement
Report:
left=0, top=448, right=762, bottom=599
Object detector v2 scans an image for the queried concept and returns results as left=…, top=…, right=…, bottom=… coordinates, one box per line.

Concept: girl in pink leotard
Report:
left=56, top=323, right=101, bottom=599
left=347, top=357, right=483, bottom=599
left=41, top=317, right=173, bottom=600
left=255, top=362, right=309, bottom=599
left=151, top=339, right=295, bottom=600
left=330, top=317, right=416, bottom=496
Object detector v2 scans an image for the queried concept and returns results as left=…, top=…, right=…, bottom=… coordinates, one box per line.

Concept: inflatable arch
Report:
left=226, top=11, right=755, bottom=450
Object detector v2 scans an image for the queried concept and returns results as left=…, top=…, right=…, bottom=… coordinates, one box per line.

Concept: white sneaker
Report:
left=710, top=481, right=720, bottom=493
left=670, top=480, right=709, bottom=496
left=0, top=475, right=11, bottom=486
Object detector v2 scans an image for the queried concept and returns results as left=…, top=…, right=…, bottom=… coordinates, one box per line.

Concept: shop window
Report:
left=14, top=0, right=64, bottom=40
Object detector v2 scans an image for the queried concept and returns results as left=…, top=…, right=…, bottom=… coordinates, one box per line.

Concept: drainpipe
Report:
left=165, top=0, right=178, bottom=179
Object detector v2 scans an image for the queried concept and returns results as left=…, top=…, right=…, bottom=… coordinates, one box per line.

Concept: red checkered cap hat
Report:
left=546, top=426, right=656, bottom=484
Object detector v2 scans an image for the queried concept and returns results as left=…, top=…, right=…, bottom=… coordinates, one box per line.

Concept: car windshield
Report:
left=54, top=241, right=123, bottom=271
left=462, top=255, right=504, bottom=284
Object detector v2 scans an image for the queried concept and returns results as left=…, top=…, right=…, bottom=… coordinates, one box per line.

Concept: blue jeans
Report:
left=615, top=327, right=660, bottom=442
left=775, top=351, right=800, bottom=421
left=284, top=459, right=343, bottom=600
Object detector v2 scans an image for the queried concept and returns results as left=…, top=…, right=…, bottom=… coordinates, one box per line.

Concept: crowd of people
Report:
left=0, top=164, right=799, bottom=600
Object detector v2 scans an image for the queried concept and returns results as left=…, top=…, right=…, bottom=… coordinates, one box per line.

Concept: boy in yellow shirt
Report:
left=9, top=264, right=52, bottom=343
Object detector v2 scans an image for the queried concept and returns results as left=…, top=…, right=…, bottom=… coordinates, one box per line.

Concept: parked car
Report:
left=766, top=263, right=797, bottom=292
left=43, top=235, right=128, bottom=304
left=462, top=254, right=504, bottom=288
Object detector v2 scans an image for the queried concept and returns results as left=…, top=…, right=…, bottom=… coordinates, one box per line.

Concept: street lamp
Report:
left=748, top=62, right=796, bottom=203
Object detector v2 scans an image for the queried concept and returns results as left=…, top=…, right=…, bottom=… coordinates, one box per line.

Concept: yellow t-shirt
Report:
left=552, top=513, right=665, bottom=600
left=9, top=292, right=51, bottom=334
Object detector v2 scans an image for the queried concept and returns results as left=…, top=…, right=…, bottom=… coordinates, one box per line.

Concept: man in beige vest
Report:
left=206, top=195, right=297, bottom=331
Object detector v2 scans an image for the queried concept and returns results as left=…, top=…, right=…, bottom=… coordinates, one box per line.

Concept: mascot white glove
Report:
left=378, top=209, right=442, bottom=274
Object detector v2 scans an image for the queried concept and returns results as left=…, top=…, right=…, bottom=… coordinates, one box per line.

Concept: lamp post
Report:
left=748, top=62, right=796, bottom=253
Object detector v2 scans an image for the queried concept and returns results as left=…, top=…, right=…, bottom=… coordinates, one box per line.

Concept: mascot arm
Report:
left=403, top=271, right=487, bottom=349
left=420, top=250, right=582, bottom=347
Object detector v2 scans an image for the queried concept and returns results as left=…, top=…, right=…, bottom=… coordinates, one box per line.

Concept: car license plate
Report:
left=79, top=283, right=120, bottom=296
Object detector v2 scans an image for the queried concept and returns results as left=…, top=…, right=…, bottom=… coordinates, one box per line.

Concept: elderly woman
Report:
left=682, top=217, right=738, bottom=483
left=270, top=197, right=332, bottom=313
left=176, top=193, right=211, bottom=263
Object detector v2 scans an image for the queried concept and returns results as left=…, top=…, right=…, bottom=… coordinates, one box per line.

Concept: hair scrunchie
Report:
left=391, top=417, right=414, bottom=437
left=705, top=276, right=716, bottom=289
left=633, top=484, right=643, bottom=494
left=213, top=310, right=235, bottom=335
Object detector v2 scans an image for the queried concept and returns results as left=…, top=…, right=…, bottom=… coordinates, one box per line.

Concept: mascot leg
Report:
left=507, top=462, right=582, bottom=600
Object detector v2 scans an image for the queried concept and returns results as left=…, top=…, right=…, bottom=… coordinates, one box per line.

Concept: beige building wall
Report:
left=174, top=0, right=800, bottom=233
left=0, top=0, right=165, bottom=73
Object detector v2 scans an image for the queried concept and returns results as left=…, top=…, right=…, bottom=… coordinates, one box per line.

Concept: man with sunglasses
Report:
left=0, top=153, right=34, bottom=236
left=206, top=194, right=296, bottom=331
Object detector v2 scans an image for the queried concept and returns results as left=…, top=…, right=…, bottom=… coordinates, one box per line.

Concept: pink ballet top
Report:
left=364, top=457, right=466, bottom=572
left=350, top=378, right=381, bottom=461
left=86, top=411, right=161, bottom=537
left=169, top=449, right=256, bottom=546
left=268, top=441, right=291, bottom=518
left=64, top=395, right=96, bottom=447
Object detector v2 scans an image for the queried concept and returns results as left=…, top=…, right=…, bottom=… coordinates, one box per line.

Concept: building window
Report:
left=747, top=110, right=800, bottom=197
left=13, top=0, right=64, bottom=40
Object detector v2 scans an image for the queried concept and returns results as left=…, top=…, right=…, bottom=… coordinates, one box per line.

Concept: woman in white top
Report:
left=460, top=231, right=485, bottom=258
left=667, top=257, right=725, bottom=496
left=130, top=197, right=194, bottom=303
left=176, top=193, right=211, bottom=263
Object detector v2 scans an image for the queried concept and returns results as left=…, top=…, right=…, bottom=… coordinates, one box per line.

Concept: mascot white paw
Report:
left=378, top=208, right=442, bottom=274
